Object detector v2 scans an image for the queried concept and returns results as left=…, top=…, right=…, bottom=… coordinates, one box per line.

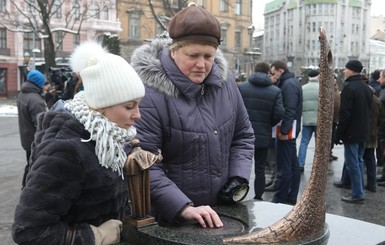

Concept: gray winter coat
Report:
left=131, top=39, right=254, bottom=224
left=17, top=82, right=47, bottom=151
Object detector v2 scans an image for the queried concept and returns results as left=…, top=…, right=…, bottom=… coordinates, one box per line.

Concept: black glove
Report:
left=217, top=177, right=249, bottom=205
left=334, top=138, right=343, bottom=145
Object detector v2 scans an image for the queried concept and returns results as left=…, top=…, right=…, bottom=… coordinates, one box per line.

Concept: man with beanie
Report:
left=16, top=69, right=47, bottom=187
left=269, top=60, right=303, bottom=205
left=297, top=69, right=320, bottom=172
left=131, top=3, right=254, bottom=228
left=334, top=60, right=372, bottom=204
left=13, top=41, right=145, bottom=245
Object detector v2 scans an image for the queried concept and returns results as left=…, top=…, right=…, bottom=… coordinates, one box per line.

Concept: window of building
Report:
left=0, top=28, right=6, bottom=49
left=0, top=0, right=6, bottom=13
left=23, top=35, right=32, bottom=53
left=73, top=1, right=80, bottom=20
left=101, top=5, right=108, bottom=20
left=312, top=22, right=316, bottom=32
left=55, top=31, right=64, bottom=51
left=221, top=29, right=227, bottom=48
left=27, top=0, right=36, bottom=13
left=220, top=0, right=228, bottom=12
left=53, top=0, right=62, bottom=18
left=90, top=4, right=100, bottom=19
left=235, top=29, right=242, bottom=50
left=0, top=68, right=6, bottom=94
left=235, top=0, right=242, bottom=15
left=129, top=12, right=140, bottom=39
left=73, top=33, right=80, bottom=47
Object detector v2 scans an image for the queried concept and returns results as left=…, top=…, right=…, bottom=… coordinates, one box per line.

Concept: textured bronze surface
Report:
left=124, top=139, right=162, bottom=220
left=172, top=216, right=247, bottom=236
left=223, top=27, right=335, bottom=244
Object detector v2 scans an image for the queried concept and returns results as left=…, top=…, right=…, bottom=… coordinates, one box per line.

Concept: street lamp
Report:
left=23, top=51, right=30, bottom=66
left=22, top=51, right=31, bottom=83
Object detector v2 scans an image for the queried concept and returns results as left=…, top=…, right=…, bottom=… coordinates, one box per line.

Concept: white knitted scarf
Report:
left=64, top=93, right=136, bottom=178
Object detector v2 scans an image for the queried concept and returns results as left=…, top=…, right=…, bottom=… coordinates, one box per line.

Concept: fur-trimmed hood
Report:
left=130, top=38, right=229, bottom=97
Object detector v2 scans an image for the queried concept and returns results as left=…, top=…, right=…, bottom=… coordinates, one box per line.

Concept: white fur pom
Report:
left=70, top=40, right=108, bottom=72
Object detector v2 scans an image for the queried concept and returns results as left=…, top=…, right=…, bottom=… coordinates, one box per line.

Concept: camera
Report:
left=48, top=66, right=72, bottom=99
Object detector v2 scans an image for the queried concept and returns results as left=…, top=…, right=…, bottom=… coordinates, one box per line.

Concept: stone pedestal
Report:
left=120, top=200, right=385, bottom=244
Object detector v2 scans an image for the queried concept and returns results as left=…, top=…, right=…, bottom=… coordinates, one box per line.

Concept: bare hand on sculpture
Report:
left=180, top=205, right=223, bottom=228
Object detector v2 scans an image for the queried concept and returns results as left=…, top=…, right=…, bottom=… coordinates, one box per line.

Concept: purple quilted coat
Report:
left=130, top=39, right=254, bottom=224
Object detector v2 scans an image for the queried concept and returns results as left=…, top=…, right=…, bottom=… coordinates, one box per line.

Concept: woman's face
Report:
left=171, top=43, right=216, bottom=84
left=101, top=99, right=142, bottom=129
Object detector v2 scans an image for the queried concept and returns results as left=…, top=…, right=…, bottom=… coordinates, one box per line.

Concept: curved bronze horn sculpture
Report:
left=223, top=27, right=335, bottom=244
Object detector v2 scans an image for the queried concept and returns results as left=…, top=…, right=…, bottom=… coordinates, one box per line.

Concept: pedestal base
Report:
left=126, top=216, right=156, bottom=228
left=119, top=200, right=385, bottom=244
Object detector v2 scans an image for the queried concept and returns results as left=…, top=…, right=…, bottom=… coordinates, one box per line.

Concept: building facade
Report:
left=117, top=0, right=255, bottom=78
left=262, top=0, right=371, bottom=76
left=0, top=0, right=121, bottom=98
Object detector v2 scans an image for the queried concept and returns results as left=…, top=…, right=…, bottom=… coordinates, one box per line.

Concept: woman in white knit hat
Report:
left=12, top=41, right=145, bottom=245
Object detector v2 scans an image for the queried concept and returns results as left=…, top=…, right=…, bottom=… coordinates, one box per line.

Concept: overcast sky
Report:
left=253, top=0, right=385, bottom=29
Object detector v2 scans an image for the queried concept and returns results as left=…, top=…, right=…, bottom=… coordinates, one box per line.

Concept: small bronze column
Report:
left=124, top=139, right=162, bottom=227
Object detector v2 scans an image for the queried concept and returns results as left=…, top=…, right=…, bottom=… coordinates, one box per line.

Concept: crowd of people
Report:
left=12, top=3, right=385, bottom=244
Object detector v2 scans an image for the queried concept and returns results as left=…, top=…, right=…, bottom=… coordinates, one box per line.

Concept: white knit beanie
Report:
left=70, top=41, right=145, bottom=109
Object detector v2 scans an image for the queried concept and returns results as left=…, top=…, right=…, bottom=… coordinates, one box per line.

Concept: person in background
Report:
left=16, top=69, right=48, bottom=188
left=238, top=61, right=284, bottom=200
left=330, top=78, right=340, bottom=162
left=61, top=72, right=79, bottom=100
left=334, top=60, right=372, bottom=204
left=377, top=69, right=385, bottom=186
left=369, top=69, right=381, bottom=97
left=364, top=86, right=385, bottom=192
left=297, top=69, right=320, bottom=172
left=12, top=41, right=145, bottom=244
left=130, top=3, right=254, bottom=228
left=269, top=60, right=303, bottom=205
left=42, top=81, right=57, bottom=109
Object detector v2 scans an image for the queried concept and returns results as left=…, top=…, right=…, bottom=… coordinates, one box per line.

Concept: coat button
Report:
left=214, top=130, right=218, bottom=135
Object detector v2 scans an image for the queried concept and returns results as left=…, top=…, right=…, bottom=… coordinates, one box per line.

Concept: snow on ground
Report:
left=0, top=105, right=18, bottom=117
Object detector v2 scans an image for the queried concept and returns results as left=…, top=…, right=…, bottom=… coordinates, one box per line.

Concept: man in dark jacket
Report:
left=17, top=69, right=47, bottom=187
left=269, top=60, right=303, bottom=205
left=238, top=62, right=284, bottom=200
left=335, top=60, right=372, bottom=204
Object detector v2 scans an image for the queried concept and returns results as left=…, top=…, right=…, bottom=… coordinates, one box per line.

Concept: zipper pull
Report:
left=201, top=84, right=205, bottom=96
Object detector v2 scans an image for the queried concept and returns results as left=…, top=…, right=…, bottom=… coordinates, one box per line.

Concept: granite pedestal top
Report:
left=120, top=200, right=385, bottom=244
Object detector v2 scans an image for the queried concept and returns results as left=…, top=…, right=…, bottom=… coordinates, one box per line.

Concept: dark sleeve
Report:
left=272, top=90, right=285, bottom=126
left=12, top=141, right=94, bottom=245
left=227, top=80, right=255, bottom=180
left=29, top=95, right=47, bottom=127
left=280, top=80, right=301, bottom=134
left=134, top=92, right=192, bottom=224
left=336, top=86, right=354, bottom=140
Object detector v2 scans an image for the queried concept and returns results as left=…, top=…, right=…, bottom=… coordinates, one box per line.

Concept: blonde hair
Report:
left=169, top=40, right=218, bottom=52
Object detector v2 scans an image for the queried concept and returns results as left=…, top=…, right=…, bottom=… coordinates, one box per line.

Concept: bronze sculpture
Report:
left=223, top=27, right=335, bottom=244
left=124, top=139, right=162, bottom=227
